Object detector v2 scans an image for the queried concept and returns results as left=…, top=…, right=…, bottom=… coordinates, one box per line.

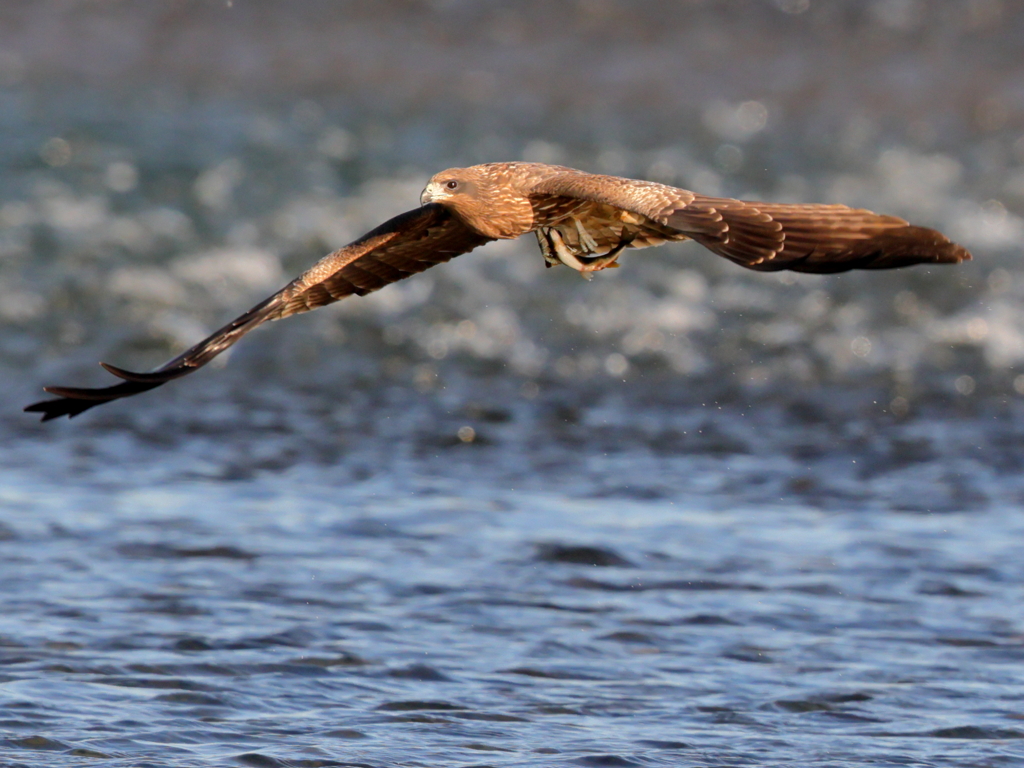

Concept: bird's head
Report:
left=420, top=164, right=534, bottom=240
left=420, top=167, right=481, bottom=207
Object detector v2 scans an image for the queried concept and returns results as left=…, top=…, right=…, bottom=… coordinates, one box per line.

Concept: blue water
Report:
left=3, top=3, right=1024, bottom=765
left=3, top=445, right=1024, bottom=766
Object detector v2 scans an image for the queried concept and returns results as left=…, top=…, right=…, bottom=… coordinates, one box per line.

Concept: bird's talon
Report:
left=537, top=227, right=562, bottom=268
left=574, top=218, right=600, bottom=253
left=547, top=228, right=591, bottom=272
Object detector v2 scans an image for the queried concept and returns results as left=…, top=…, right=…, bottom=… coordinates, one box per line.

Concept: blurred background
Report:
left=2, top=2, right=1024, bottom=766
left=2, top=0, right=1023, bottom=487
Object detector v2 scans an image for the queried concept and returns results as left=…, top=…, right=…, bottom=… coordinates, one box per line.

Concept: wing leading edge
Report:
left=25, top=203, right=491, bottom=421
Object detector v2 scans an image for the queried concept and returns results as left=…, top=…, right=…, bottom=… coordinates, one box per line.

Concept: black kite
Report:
left=26, top=162, right=970, bottom=421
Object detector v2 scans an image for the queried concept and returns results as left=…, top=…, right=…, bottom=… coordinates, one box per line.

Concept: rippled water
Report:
left=3, top=3, right=1024, bottom=766
left=4, top=465, right=1024, bottom=767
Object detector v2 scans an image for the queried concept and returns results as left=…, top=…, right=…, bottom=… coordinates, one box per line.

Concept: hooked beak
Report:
left=420, top=181, right=448, bottom=206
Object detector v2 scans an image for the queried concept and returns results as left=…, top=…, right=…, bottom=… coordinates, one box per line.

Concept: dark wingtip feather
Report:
left=24, top=395, right=96, bottom=421
left=99, top=361, right=182, bottom=383
left=852, top=226, right=973, bottom=271
left=943, top=246, right=971, bottom=264
left=745, top=224, right=972, bottom=274
left=24, top=378, right=164, bottom=421
left=100, top=362, right=140, bottom=380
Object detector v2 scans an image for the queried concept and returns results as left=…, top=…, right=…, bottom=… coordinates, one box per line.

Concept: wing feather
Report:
left=528, top=166, right=969, bottom=274
left=25, top=203, right=491, bottom=420
left=668, top=196, right=969, bottom=272
left=25, top=161, right=973, bottom=423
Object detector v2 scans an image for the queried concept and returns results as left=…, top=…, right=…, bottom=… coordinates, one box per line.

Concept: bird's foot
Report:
left=536, top=228, right=562, bottom=268
left=574, top=218, right=600, bottom=253
left=538, top=227, right=586, bottom=272
left=538, top=226, right=634, bottom=279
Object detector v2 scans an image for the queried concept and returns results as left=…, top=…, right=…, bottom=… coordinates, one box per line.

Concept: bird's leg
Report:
left=577, top=231, right=636, bottom=273
left=537, top=223, right=633, bottom=279
left=536, top=228, right=561, bottom=268
left=545, top=227, right=596, bottom=279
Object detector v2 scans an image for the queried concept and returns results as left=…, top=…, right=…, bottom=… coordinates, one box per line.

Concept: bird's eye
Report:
left=445, top=180, right=459, bottom=190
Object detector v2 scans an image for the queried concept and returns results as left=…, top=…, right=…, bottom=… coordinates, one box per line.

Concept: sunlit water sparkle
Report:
left=3, top=3, right=1024, bottom=765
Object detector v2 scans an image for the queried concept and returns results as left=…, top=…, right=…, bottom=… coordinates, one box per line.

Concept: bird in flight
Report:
left=26, top=161, right=970, bottom=421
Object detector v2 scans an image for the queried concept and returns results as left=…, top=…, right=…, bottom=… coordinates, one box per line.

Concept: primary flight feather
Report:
left=25, top=162, right=971, bottom=421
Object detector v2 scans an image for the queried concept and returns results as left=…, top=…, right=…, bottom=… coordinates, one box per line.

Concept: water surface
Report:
left=3, top=3, right=1024, bottom=765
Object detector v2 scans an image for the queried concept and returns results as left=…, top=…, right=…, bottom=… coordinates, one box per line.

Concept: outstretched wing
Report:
left=663, top=197, right=970, bottom=273
left=529, top=167, right=971, bottom=272
left=25, top=203, right=492, bottom=421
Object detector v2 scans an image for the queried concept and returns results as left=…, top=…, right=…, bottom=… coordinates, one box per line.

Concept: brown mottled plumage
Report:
left=26, top=162, right=970, bottom=421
